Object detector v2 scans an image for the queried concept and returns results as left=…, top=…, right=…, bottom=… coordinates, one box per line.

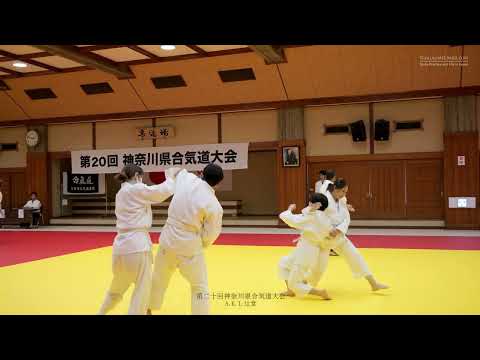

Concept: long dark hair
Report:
left=114, top=164, right=144, bottom=183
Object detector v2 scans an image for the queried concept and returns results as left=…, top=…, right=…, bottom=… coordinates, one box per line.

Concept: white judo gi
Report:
left=98, top=168, right=179, bottom=315
left=318, top=179, right=333, bottom=195
left=278, top=208, right=334, bottom=297
left=317, top=179, right=350, bottom=222
left=308, top=191, right=371, bottom=287
left=150, top=169, right=223, bottom=315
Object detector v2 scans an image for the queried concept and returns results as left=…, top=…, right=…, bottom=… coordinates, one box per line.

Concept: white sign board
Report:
left=71, top=143, right=249, bottom=174
left=18, top=209, right=24, bottom=219
left=457, top=155, right=465, bottom=166
left=62, top=172, right=106, bottom=195
left=448, top=197, right=476, bottom=208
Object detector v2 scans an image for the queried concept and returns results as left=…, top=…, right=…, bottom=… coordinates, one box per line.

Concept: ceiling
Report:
left=0, top=45, right=255, bottom=79
left=0, top=45, right=478, bottom=125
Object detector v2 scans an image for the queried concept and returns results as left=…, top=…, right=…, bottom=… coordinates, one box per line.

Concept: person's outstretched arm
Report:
left=136, top=167, right=182, bottom=203
left=279, top=204, right=309, bottom=231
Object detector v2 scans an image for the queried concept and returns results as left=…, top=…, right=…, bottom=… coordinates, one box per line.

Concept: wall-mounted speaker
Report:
left=375, top=119, right=390, bottom=141
left=349, top=120, right=366, bottom=142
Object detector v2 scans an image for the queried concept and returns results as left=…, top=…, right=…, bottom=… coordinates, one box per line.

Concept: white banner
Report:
left=71, top=143, right=249, bottom=174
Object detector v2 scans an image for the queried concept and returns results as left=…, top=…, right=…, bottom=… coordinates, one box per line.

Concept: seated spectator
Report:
left=24, top=192, right=42, bottom=226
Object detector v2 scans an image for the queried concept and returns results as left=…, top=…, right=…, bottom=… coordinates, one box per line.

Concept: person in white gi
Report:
left=309, top=178, right=389, bottom=293
left=98, top=164, right=181, bottom=315
left=24, top=192, right=42, bottom=210
left=314, top=170, right=327, bottom=193
left=317, top=169, right=341, bottom=256
left=148, top=163, right=224, bottom=315
left=278, top=193, right=334, bottom=300
left=318, top=169, right=336, bottom=195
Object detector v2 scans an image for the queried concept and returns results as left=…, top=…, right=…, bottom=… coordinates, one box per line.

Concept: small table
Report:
left=0, top=208, right=34, bottom=228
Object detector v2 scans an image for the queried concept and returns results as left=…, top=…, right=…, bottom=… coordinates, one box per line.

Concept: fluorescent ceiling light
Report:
left=12, top=61, right=28, bottom=68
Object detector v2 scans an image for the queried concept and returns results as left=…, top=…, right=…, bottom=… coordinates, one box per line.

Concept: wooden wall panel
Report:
left=307, top=153, right=444, bottom=220
left=0, top=168, right=27, bottom=210
left=308, top=161, right=370, bottom=219
left=26, top=152, right=49, bottom=222
left=444, top=132, right=479, bottom=228
left=406, top=159, right=444, bottom=219
left=369, top=161, right=405, bottom=219
left=10, top=172, right=27, bottom=208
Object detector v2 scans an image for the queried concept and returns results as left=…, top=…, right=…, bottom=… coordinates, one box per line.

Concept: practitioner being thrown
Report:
left=277, top=193, right=334, bottom=300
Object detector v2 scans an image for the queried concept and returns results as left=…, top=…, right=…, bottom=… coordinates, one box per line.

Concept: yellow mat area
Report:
left=1, top=244, right=479, bottom=314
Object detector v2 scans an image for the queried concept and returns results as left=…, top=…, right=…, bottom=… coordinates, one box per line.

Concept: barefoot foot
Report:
left=318, top=289, right=332, bottom=300
left=371, top=282, right=389, bottom=291
left=280, top=289, right=296, bottom=297
left=310, top=288, right=332, bottom=300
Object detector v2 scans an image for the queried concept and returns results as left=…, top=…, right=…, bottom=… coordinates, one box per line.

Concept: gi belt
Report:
left=117, top=228, right=149, bottom=234
left=165, top=218, right=199, bottom=234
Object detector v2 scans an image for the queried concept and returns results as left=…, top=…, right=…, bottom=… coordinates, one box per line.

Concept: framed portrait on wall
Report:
left=282, top=146, right=300, bottom=167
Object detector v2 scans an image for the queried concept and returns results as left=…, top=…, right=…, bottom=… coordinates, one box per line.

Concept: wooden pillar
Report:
left=277, top=107, right=307, bottom=212
left=443, top=96, right=479, bottom=228
left=26, top=125, right=50, bottom=223
left=443, top=132, right=479, bottom=228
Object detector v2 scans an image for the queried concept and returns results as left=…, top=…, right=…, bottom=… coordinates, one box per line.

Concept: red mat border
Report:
left=1, top=231, right=480, bottom=267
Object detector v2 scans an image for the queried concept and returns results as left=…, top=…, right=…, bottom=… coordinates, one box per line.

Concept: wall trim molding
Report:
left=307, top=152, right=443, bottom=163
left=0, top=167, right=26, bottom=173
left=249, top=141, right=279, bottom=152
left=1, top=86, right=479, bottom=128
left=48, top=151, right=71, bottom=160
